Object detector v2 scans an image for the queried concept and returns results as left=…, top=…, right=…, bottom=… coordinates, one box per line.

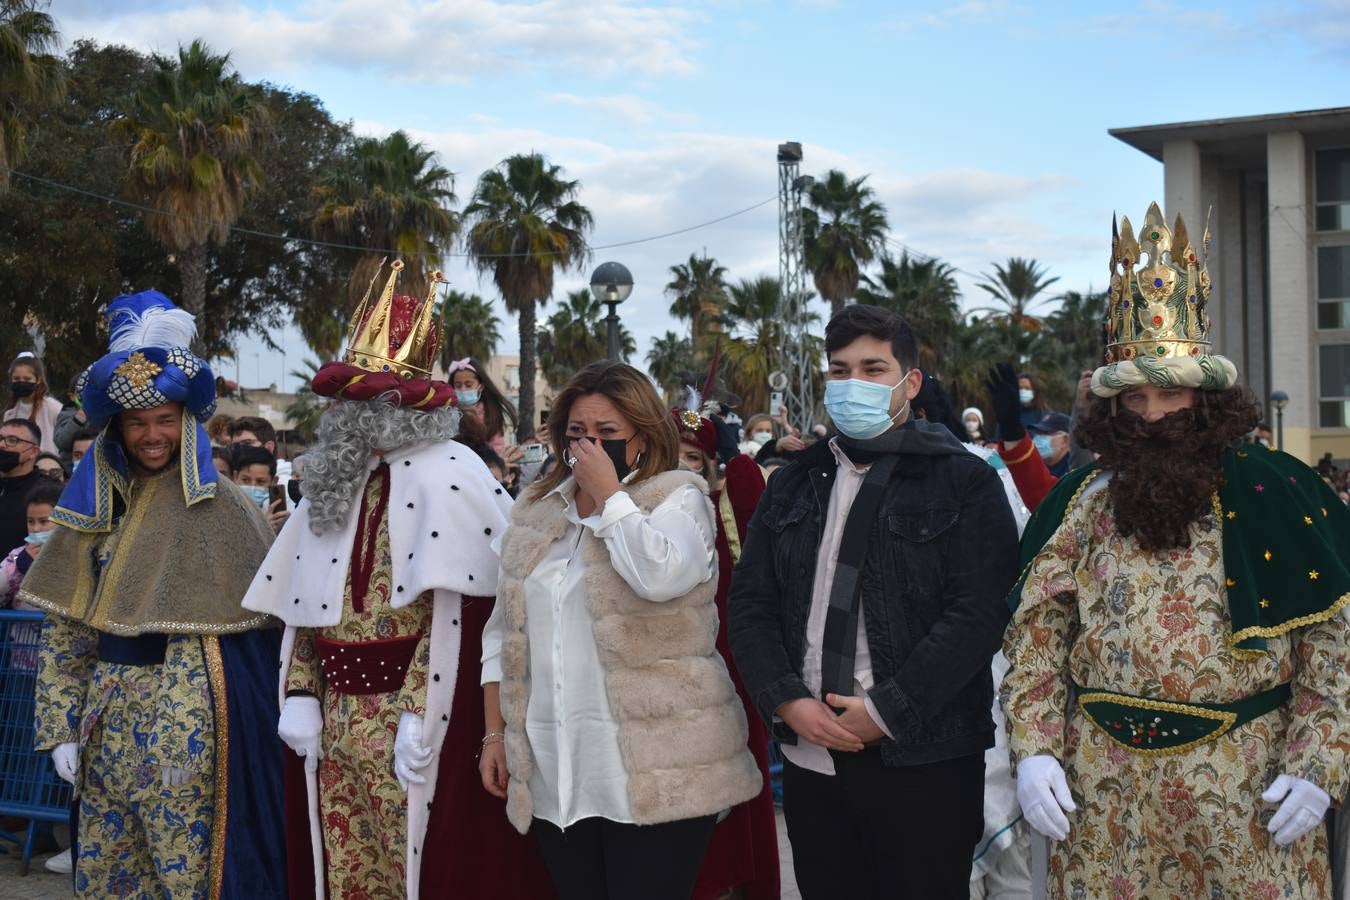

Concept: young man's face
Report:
left=120, top=403, right=183, bottom=474
left=1119, top=385, right=1197, bottom=423
left=827, top=334, right=920, bottom=423
left=232, top=463, right=274, bottom=488
left=231, top=430, right=275, bottom=455
left=72, top=437, right=93, bottom=465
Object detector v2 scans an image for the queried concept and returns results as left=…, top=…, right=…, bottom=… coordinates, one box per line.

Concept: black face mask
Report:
left=10, top=382, right=35, bottom=399
left=287, top=479, right=303, bottom=504
left=0, top=449, right=20, bottom=473
left=568, top=436, right=637, bottom=482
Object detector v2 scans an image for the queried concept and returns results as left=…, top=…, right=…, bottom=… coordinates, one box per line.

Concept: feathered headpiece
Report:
left=56, top=290, right=217, bottom=532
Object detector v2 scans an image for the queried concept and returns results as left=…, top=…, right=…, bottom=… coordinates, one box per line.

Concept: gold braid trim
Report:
left=717, top=489, right=742, bottom=565
left=203, top=636, right=229, bottom=900
left=1003, top=439, right=1036, bottom=466
left=1076, top=691, right=1237, bottom=757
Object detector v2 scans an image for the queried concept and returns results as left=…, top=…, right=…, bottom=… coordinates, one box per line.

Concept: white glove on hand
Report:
left=393, top=712, right=433, bottom=791
left=160, top=766, right=192, bottom=788
left=1016, top=754, right=1077, bottom=841
left=1263, top=773, right=1330, bottom=846
left=277, top=695, right=324, bottom=773
left=51, top=742, right=79, bottom=786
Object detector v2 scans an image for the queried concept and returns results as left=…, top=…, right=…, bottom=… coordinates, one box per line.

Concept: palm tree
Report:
left=722, top=276, right=786, bottom=416
left=665, top=253, right=728, bottom=366
left=285, top=358, right=326, bottom=440
left=115, top=40, right=269, bottom=341
left=974, top=257, right=1060, bottom=333
left=463, top=153, right=593, bottom=441
left=802, top=169, right=889, bottom=316
left=439, top=289, right=501, bottom=370
left=537, top=289, right=633, bottom=387
left=0, top=0, right=65, bottom=192
left=1031, top=288, right=1108, bottom=409
left=646, top=330, right=694, bottom=405
left=309, top=129, right=458, bottom=303
left=856, top=252, right=962, bottom=373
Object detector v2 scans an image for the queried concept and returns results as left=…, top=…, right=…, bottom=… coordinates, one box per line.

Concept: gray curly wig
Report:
left=304, top=399, right=461, bottom=535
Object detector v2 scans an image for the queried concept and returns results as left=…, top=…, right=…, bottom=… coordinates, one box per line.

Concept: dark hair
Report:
left=7, top=353, right=50, bottom=412
left=531, top=361, right=679, bottom=500
left=2, top=417, right=41, bottom=446
left=35, top=451, right=65, bottom=478
left=211, top=446, right=231, bottom=464
left=229, top=416, right=276, bottom=446
left=1075, top=386, right=1260, bottom=551
left=451, top=359, right=519, bottom=442
left=824, top=304, right=918, bottom=370
left=24, top=478, right=63, bottom=508
left=230, top=443, right=277, bottom=477
left=474, top=444, right=505, bottom=473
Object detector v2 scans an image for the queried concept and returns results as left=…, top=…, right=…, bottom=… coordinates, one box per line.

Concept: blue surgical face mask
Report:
left=24, top=529, right=52, bottom=546
left=243, top=484, right=270, bottom=509
left=1032, top=434, right=1055, bottom=460
left=1019, top=388, right=1035, bottom=406
left=750, top=431, right=773, bottom=446
left=823, top=372, right=911, bottom=440
left=456, top=389, right=481, bottom=407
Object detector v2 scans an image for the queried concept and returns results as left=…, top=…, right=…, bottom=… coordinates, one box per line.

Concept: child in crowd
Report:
left=448, top=357, right=518, bottom=452
left=230, top=444, right=289, bottom=532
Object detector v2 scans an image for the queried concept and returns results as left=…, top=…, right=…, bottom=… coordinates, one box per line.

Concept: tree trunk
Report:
left=178, top=242, right=209, bottom=354
left=516, top=301, right=537, bottom=443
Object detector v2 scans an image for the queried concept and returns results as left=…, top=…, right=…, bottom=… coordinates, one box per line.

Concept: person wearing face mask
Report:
left=0, top=418, right=45, bottom=555
left=960, top=406, right=986, bottom=444
left=1026, top=412, right=1073, bottom=478
left=728, top=304, right=1020, bottom=900
left=480, top=361, right=761, bottom=900
left=230, top=443, right=290, bottom=533
left=738, top=413, right=777, bottom=458
left=4, top=352, right=63, bottom=456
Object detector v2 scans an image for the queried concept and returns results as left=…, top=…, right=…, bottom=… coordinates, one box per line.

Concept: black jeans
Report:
left=533, top=815, right=718, bottom=900
left=783, top=750, right=985, bottom=900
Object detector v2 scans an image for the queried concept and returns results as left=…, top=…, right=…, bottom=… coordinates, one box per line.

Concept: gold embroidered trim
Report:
left=1076, top=691, right=1236, bottom=757
left=717, top=489, right=742, bottom=565
left=13, top=590, right=273, bottom=636
left=1227, top=591, right=1350, bottom=650
left=203, top=636, right=229, bottom=900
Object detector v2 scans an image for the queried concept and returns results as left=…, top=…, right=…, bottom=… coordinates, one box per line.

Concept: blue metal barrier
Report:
left=0, top=610, right=71, bottom=875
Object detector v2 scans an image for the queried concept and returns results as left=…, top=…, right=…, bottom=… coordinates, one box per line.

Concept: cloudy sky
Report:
left=55, top=0, right=1350, bottom=390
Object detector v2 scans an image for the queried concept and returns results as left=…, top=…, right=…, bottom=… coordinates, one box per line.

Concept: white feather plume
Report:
left=683, top=383, right=701, bottom=414
left=108, top=306, right=198, bottom=353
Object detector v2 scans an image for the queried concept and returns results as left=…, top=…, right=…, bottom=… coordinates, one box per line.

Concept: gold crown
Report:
left=1104, top=202, right=1212, bottom=365
left=344, top=259, right=444, bottom=379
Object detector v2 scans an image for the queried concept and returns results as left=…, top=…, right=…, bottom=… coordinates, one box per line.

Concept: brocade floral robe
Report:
left=1003, top=488, right=1350, bottom=900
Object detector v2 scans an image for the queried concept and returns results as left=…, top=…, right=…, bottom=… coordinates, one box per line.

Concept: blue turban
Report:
left=55, top=291, right=219, bottom=532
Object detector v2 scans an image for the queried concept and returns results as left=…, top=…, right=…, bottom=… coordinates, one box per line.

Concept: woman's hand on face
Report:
left=569, top=436, right=622, bottom=508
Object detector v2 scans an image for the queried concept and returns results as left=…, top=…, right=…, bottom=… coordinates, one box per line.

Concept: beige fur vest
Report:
left=497, top=469, right=763, bottom=832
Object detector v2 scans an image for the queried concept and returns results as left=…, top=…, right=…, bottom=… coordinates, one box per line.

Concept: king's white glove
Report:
left=51, top=742, right=79, bottom=786
left=1263, top=773, right=1330, bottom=846
left=277, top=695, right=324, bottom=773
left=393, top=712, right=433, bottom=791
left=161, top=766, right=191, bottom=788
left=1016, top=754, right=1077, bottom=841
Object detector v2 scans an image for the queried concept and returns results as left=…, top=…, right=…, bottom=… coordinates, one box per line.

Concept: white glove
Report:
left=1016, top=754, right=1077, bottom=841
left=277, top=695, right=324, bottom=773
left=1263, top=773, right=1330, bottom=846
left=51, top=742, right=79, bottom=786
left=160, top=766, right=192, bottom=788
left=393, top=712, right=433, bottom=791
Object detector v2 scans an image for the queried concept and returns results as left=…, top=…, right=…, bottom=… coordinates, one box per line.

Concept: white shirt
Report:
left=481, top=476, right=716, bottom=827
left=782, top=439, right=894, bottom=776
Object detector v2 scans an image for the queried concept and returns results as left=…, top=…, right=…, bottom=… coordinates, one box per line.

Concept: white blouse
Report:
left=482, top=476, right=716, bottom=828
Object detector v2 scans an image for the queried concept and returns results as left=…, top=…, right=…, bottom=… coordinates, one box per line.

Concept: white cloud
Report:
left=544, top=92, right=698, bottom=127
left=60, top=0, right=703, bottom=83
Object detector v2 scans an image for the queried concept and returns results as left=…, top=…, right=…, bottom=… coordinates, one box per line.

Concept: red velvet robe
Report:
left=693, top=454, right=781, bottom=900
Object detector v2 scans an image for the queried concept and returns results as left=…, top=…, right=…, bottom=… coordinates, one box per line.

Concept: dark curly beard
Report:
left=1075, top=388, right=1260, bottom=552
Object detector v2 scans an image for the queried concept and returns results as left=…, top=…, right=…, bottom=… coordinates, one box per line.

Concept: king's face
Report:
left=1119, top=385, right=1196, bottom=423
left=120, top=402, right=184, bottom=475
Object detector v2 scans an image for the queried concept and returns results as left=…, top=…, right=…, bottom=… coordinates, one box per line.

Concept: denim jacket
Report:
left=727, top=423, right=1020, bottom=766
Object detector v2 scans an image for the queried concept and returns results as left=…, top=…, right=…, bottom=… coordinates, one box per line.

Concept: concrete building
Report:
left=1111, top=107, right=1350, bottom=463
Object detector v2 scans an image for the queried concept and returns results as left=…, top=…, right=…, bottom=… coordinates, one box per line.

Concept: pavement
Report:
left=0, top=811, right=803, bottom=899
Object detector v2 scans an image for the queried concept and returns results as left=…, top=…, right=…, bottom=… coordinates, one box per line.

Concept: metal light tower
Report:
left=777, top=142, right=816, bottom=428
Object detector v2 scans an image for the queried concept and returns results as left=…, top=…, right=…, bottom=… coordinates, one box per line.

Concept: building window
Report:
left=1319, top=344, right=1350, bottom=427
left=1319, top=245, right=1350, bottom=329
left=1316, top=147, right=1350, bottom=232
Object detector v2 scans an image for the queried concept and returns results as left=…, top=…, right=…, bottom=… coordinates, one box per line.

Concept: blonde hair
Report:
left=530, top=361, right=679, bottom=500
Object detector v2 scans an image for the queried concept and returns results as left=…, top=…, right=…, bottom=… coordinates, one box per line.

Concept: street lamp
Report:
left=1270, top=390, right=1289, bottom=452
left=589, top=261, right=634, bottom=361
